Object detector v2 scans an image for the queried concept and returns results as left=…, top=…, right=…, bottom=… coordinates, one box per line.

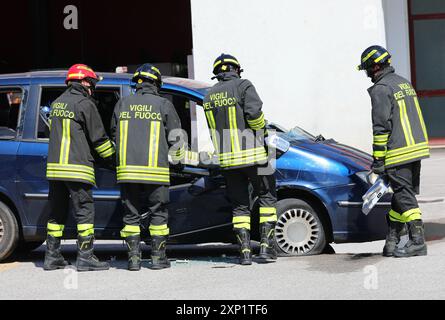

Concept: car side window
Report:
left=0, top=88, right=24, bottom=140
left=37, top=86, right=121, bottom=139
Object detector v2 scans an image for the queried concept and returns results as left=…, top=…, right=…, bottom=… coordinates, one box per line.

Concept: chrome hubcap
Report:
left=275, top=208, right=320, bottom=255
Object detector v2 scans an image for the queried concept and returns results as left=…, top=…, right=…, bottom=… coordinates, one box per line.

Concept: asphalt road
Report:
left=1, top=150, right=444, bottom=300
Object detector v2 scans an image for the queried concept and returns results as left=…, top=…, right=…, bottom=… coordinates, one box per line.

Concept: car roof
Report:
left=0, top=70, right=211, bottom=98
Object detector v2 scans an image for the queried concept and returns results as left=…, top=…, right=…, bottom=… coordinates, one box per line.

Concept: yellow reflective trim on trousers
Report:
left=389, top=210, right=404, bottom=222
left=120, top=225, right=141, bottom=238
left=398, top=99, right=415, bottom=146
left=401, top=208, right=422, bottom=222
left=362, top=49, right=378, bottom=62
left=373, top=150, right=386, bottom=158
left=386, top=142, right=428, bottom=158
left=260, top=216, right=277, bottom=223
left=413, top=97, right=429, bottom=142
left=374, top=52, right=389, bottom=63
left=260, top=207, right=276, bottom=214
left=233, top=223, right=251, bottom=230
left=48, top=230, right=63, bottom=237
left=59, top=119, right=71, bottom=164
left=385, top=149, right=430, bottom=166
left=373, top=141, right=388, bottom=146
left=47, top=223, right=65, bottom=231
left=77, top=224, right=94, bottom=236
left=119, top=120, right=129, bottom=166
left=373, top=134, right=389, bottom=141
left=149, top=224, right=169, bottom=236
left=228, top=106, right=241, bottom=152
left=233, top=216, right=251, bottom=223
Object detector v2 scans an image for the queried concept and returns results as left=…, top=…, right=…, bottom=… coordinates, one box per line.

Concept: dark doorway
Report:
left=0, top=0, right=192, bottom=75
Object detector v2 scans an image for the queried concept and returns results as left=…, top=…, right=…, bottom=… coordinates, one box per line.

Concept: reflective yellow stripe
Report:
left=247, top=113, right=265, bottom=129
left=59, top=119, right=71, bottom=164
left=374, top=141, right=388, bottom=146
left=260, top=216, right=277, bottom=223
left=47, top=223, right=65, bottom=231
left=77, top=224, right=94, bottom=236
left=153, top=122, right=161, bottom=167
left=386, top=142, right=429, bottom=158
left=47, top=163, right=94, bottom=174
left=120, top=225, right=141, bottom=238
left=233, top=216, right=250, bottom=223
left=148, top=122, right=160, bottom=167
left=385, top=149, right=430, bottom=166
left=117, top=165, right=169, bottom=173
left=213, top=60, right=223, bottom=68
left=413, top=97, right=429, bottom=142
left=389, top=210, right=404, bottom=222
left=67, top=73, right=86, bottom=78
left=373, top=134, right=389, bottom=142
left=228, top=106, right=240, bottom=152
left=260, top=207, right=276, bottom=214
left=138, top=71, right=158, bottom=80
left=119, top=120, right=129, bottom=166
left=373, top=150, right=386, bottom=158
left=362, top=49, right=378, bottom=63
left=223, top=58, right=239, bottom=65
left=219, top=147, right=267, bottom=159
left=149, top=224, right=169, bottom=236
left=151, top=66, right=160, bottom=74
left=117, top=173, right=169, bottom=183
left=96, top=140, right=112, bottom=153
left=374, top=52, right=389, bottom=63
left=100, top=148, right=115, bottom=158
left=205, top=111, right=220, bottom=154
left=401, top=208, right=422, bottom=222
left=117, top=168, right=169, bottom=175
left=234, top=223, right=251, bottom=230
left=47, top=172, right=95, bottom=184
left=398, top=99, right=415, bottom=146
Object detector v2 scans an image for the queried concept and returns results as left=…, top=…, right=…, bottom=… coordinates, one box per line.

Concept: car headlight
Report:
left=355, top=171, right=378, bottom=185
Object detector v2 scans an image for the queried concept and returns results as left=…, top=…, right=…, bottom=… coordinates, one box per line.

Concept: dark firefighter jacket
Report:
left=46, top=83, right=115, bottom=186
left=369, top=66, right=430, bottom=168
left=110, top=82, right=184, bottom=185
left=203, top=72, right=268, bottom=170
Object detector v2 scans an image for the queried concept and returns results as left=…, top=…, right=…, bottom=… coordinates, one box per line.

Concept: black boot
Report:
left=76, top=235, right=110, bottom=271
left=125, top=235, right=141, bottom=271
left=43, top=235, right=69, bottom=271
left=394, top=220, right=427, bottom=258
left=258, top=222, right=277, bottom=262
left=382, top=220, right=406, bottom=257
left=235, top=228, right=252, bottom=265
left=150, top=236, right=170, bottom=270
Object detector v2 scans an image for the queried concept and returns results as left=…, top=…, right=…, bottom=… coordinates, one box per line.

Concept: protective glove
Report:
left=371, top=158, right=385, bottom=175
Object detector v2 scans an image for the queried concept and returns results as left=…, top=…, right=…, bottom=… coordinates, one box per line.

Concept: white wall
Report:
left=190, top=0, right=392, bottom=152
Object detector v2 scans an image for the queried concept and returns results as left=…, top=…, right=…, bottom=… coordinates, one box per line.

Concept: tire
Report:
left=274, top=198, right=327, bottom=256
left=0, top=201, right=19, bottom=262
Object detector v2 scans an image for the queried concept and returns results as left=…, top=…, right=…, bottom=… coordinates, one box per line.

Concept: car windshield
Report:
left=268, top=122, right=316, bottom=141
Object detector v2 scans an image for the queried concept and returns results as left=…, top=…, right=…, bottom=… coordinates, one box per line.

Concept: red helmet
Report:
left=65, top=64, right=103, bottom=85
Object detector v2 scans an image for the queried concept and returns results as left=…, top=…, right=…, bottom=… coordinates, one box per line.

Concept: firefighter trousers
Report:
left=47, top=181, right=95, bottom=236
left=386, top=161, right=422, bottom=223
left=120, top=183, right=169, bottom=237
left=223, top=166, right=277, bottom=230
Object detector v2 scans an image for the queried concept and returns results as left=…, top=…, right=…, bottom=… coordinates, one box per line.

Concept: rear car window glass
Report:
left=0, top=88, right=23, bottom=139
left=38, top=86, right=120, bottom=139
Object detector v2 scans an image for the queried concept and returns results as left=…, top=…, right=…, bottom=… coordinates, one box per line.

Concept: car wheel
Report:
left=274, top=198, right=327, bottom=256
left=0, top=201, right=19, bottom=262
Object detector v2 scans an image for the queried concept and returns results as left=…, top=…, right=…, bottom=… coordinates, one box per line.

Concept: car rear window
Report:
left=0, top=88, right=23, bottom=139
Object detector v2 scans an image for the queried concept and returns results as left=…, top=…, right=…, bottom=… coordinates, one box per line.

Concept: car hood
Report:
left=286, top=138, right=372, bottom=173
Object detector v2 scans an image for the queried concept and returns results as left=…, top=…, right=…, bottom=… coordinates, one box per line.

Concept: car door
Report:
left=15, top=83, right=124, bottom=239
left=159, top=91, right=233, bottom=241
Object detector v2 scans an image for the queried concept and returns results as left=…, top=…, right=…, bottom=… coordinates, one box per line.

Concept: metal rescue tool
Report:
left=362, top=174, right=390, bottom=215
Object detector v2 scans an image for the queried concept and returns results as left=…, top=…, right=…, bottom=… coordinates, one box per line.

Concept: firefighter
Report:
left=203, top=54, right=278, bottom=265
left=358, top=45, right=430, bottom=257
left=110, top=63, right=185, bottom=271
left=44, top=64, right=115, bottom=271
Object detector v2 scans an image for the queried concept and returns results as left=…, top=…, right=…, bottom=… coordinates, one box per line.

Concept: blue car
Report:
left=0, top=71, right=390, bottom=261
